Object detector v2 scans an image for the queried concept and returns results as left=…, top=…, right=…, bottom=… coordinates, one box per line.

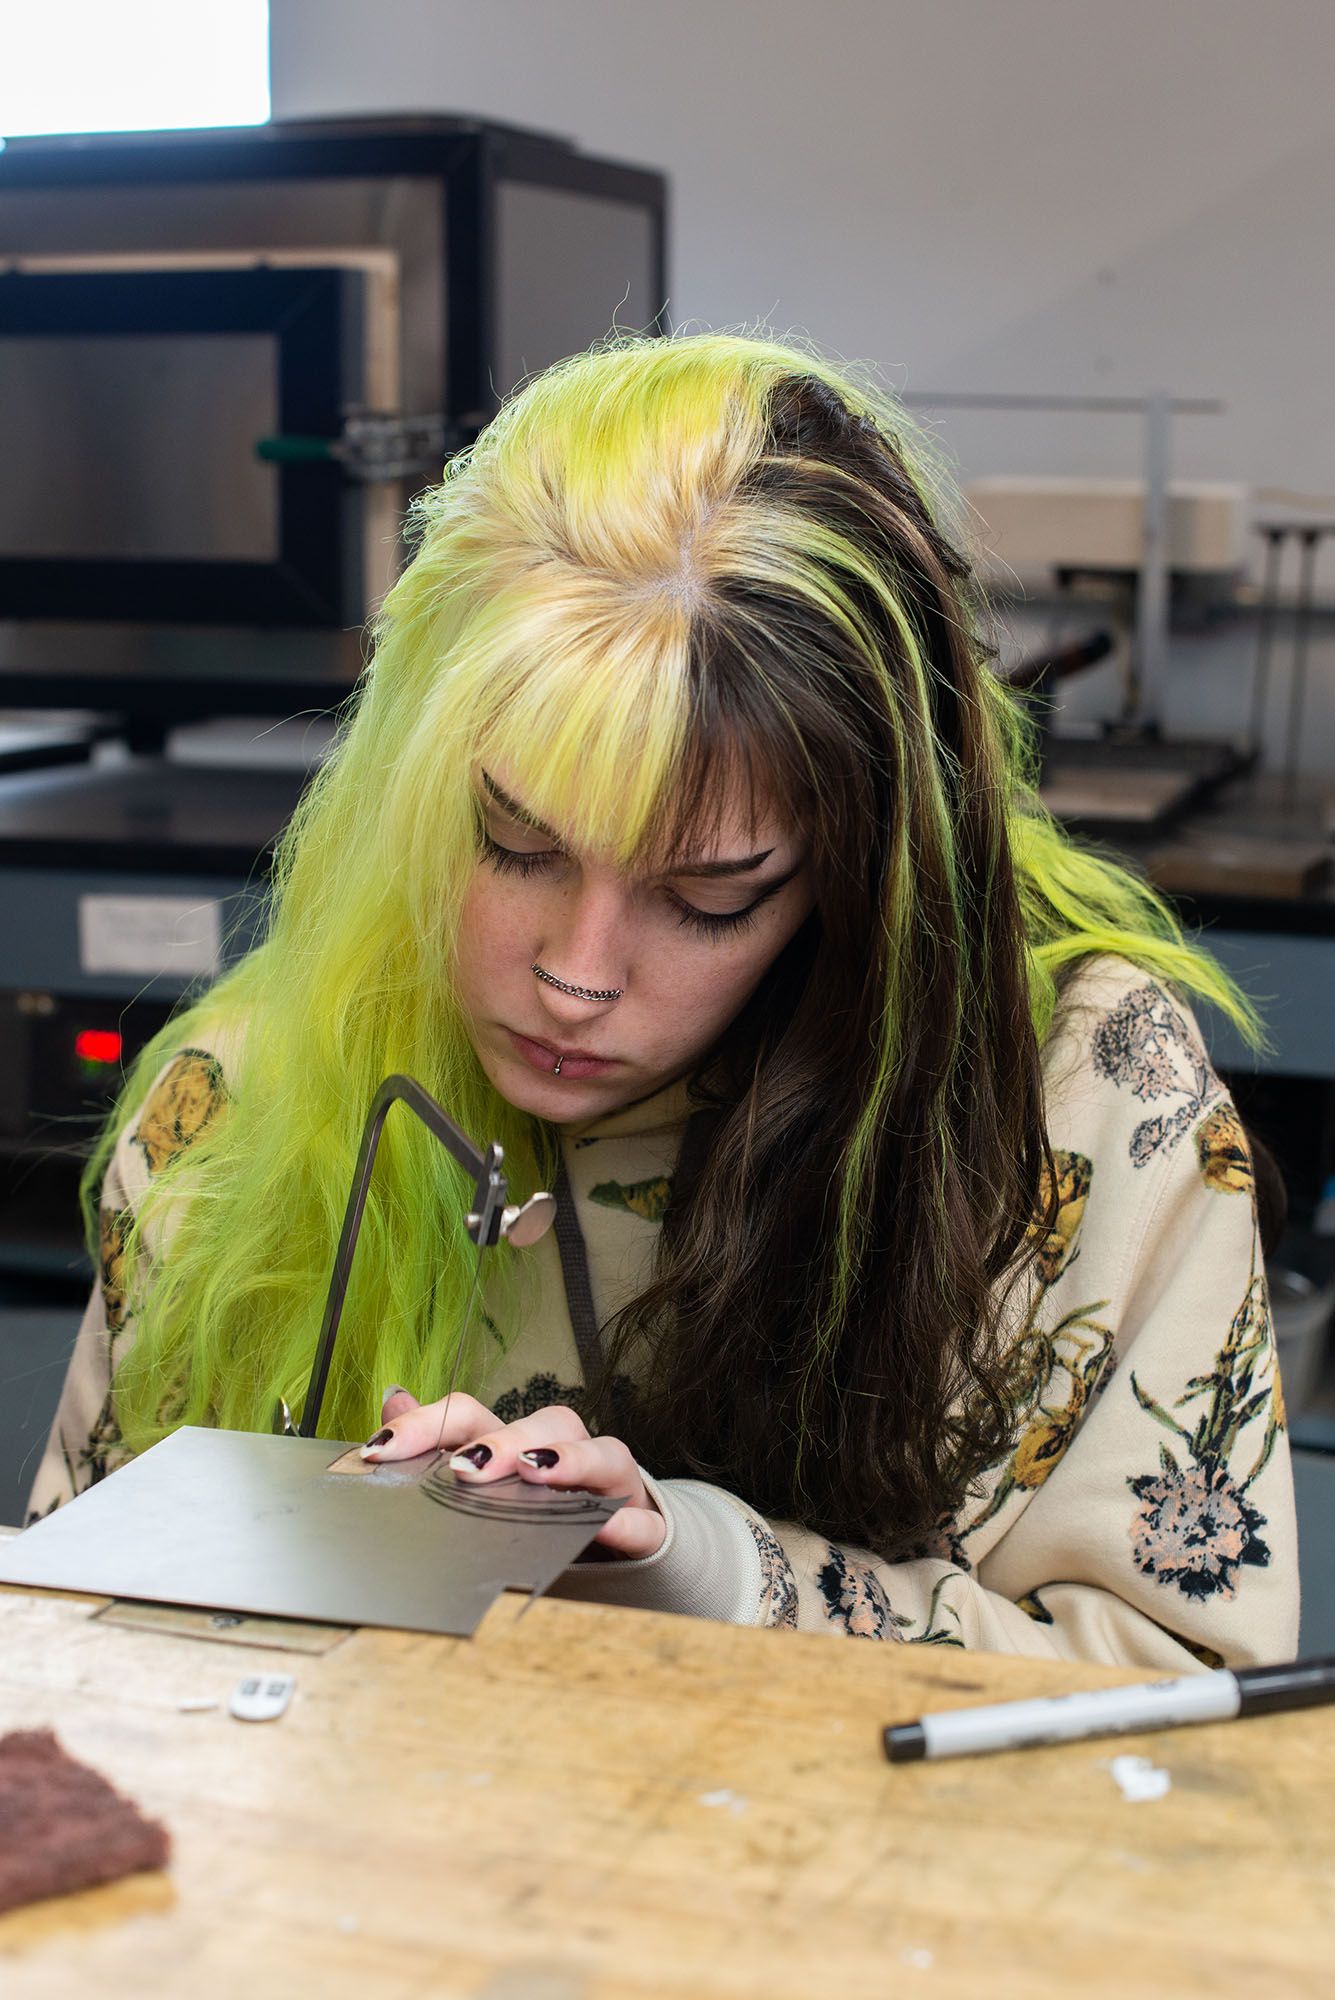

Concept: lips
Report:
left=504, top=1028, right=619, bottom=1079
left=521, top=1031, right=604, bottom=1062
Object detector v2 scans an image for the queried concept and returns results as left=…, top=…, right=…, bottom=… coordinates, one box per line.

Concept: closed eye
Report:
left=479, top=790, right=804, bottom=945
left=480, top=830, right=563, bottom=878
left=664, top=873, right=794, bottom=939
left=484, top=831, right=766, bottom=934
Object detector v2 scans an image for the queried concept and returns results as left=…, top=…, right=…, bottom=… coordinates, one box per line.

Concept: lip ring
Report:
left=508, top=1028, right=615, bottom=1068
left=532, top=962, right=624, bottom=1004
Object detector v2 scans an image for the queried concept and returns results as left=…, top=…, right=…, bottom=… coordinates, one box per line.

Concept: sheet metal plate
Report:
left=0, top=1427, right=623, bottom=1636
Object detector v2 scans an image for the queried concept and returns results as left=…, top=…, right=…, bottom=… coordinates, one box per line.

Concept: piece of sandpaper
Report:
left=0, top=1729, right=170, bottom=1915
left=0, top=1427, right=625, bottom=1637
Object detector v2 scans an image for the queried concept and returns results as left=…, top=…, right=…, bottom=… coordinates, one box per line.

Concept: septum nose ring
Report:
left=531, top=963, right=623, bottom=1004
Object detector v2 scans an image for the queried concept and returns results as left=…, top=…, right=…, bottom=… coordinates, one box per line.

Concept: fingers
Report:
left=511, top=1435, right=664, bottom=1558
left=361, top=1394, right=666, bottom=1559
left=510, top=1433, right=641, bottom=1500
left=444, top=1404, right=591, bottom=1480
left=360, top=1395, right=587, bottom=1465
left=361, top=1391, right=497, bottom=1462
left=587, top=1504, right=666, bottom=1559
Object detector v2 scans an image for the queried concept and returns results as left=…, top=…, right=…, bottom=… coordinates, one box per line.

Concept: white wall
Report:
left=271, top=2, right=1334, bottom=488
left=270, top=0, right=1335, bottom=768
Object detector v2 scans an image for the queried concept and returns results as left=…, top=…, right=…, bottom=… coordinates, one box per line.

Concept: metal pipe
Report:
left=900, top=391, right=1222, bottom=416
left=1282, top=529, right=1320, bottom=812
left=1133, top=391, right=1171, bottom=726
left=1248, top=527, right=1285, bottom=758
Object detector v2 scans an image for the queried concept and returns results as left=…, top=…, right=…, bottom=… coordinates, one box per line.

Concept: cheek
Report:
left=676, top=967, right=756, bottom=1046
left=707, top=897, right=812, bottom=1020
left=656, top=918, right=806, bottom=1045
left=454, top=873, right=525, bottom=1001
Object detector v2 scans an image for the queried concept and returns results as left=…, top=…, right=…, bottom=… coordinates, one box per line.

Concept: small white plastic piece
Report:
left=228, top=1672, right=296, bottom=1723
left=1108, top=1752, right=1172, bottom=1802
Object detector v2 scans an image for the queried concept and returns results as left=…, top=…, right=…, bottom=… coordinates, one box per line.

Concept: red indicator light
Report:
left=75, top=1029, right=123, bottom=1065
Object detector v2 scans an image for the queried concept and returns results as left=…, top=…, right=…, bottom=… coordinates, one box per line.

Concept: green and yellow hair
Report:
left=92, top=331, right=1256, bottom=1549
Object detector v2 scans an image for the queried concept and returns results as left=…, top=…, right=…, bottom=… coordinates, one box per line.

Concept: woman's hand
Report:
left=361, top=1388, right=665, bottom=1559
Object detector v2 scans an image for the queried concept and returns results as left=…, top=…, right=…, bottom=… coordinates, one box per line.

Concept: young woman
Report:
left=30, top=333, right=1297, bottom=1669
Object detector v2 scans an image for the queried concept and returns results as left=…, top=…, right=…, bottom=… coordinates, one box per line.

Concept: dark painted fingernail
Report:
left=449, top=1443, right=492, bottom=1471
left=520, top=1448, right=560, bottom=1469
left=362, top=1426, right=394, bottom=1450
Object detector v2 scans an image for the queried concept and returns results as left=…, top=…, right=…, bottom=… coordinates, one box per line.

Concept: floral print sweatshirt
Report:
left=27, top=956, right=1299, bottom=1672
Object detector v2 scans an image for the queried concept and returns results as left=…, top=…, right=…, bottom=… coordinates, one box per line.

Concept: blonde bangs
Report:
left=449, top=567, right=698, bottom=863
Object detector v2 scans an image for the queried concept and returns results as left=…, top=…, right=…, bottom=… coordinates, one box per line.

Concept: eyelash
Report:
left=480, top=832, right=768, bottom=940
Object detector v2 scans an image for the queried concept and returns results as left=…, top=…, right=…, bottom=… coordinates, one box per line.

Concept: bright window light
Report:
left=0, top=1, right=269, bottom=141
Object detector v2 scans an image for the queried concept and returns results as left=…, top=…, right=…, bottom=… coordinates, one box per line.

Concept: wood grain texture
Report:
left=1, top=1582, right=1332, bottom=1999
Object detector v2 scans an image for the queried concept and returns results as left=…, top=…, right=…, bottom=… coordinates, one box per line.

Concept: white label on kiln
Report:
left=79, top=895, right=222, bottom=977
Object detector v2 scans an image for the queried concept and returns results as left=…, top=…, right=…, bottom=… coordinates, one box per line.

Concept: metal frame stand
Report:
left=1249, top=521, right=1334, bottom=812
left=901, top=388, right=1224, bottom=731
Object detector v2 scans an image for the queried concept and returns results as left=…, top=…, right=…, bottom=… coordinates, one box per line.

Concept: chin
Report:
left=487, top=1052, right=622, bottom=1121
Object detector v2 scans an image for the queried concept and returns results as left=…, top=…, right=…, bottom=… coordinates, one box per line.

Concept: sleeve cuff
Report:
left=552, top=1472, right=766, bottom=1624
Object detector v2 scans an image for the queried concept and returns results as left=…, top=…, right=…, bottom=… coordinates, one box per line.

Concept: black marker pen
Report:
left=884, top=1657, right=1335, bottom=1763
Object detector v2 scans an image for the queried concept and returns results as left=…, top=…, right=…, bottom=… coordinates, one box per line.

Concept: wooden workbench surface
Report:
left=1, top=1583, right=1332, bottom=1999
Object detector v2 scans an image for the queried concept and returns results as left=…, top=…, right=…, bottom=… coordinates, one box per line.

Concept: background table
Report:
left=2, top=1581, right=1332, bottom=1999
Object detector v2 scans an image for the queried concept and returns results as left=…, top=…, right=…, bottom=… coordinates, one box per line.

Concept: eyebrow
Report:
left=482, top=771, right=558, bottom=839
left=481, top=771, right=781, bottom=879
left=671, top=850, right=776, bottom=879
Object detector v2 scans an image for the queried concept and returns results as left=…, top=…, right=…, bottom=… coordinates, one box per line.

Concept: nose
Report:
left=533, top=877, right=628, bottom=1023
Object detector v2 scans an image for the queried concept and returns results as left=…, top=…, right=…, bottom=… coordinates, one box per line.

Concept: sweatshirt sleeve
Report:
left=22, top=1044, right=232, bottom=1524
left=23, top=1148, right=136, bottom=1522
left=562, top=979, right=1300, bottom=1673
